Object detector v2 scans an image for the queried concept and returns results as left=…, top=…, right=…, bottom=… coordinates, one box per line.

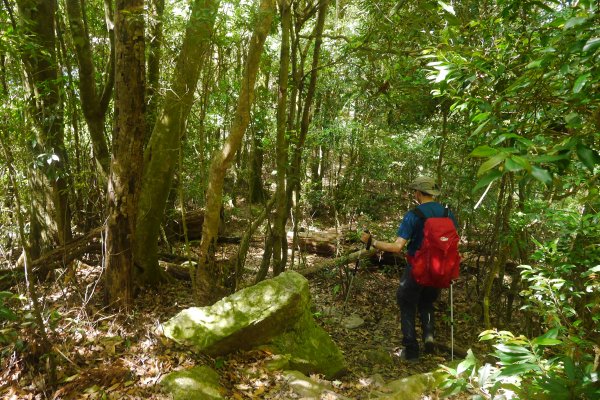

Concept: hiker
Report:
left=361, top=175, right=458, bottom=361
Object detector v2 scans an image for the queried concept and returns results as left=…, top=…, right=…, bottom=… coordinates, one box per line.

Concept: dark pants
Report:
left=396, top=264, right=440, bottom=358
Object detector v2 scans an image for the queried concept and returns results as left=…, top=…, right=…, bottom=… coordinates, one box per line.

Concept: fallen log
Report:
left=296, top=248, right=379, bottom=277
left=29, top=227, right=103, bottom=274
left=295, top=247, right=407, bottom=277
left=165, top=208, right=225, bottom=242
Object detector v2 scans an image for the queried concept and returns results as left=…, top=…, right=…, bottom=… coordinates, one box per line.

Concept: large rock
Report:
left=162, top=271, right=346, bottom=378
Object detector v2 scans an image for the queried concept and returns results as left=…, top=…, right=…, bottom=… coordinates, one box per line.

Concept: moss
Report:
left=160, top=366, right=224, bottom=400
left=269, top=310, right=347, bottom=379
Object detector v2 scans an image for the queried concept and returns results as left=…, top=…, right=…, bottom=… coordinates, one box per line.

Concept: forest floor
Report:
left=1, top=218, right=492, bottom=399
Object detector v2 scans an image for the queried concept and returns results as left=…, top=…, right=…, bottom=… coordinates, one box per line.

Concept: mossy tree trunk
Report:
left=194, top=0, right=275, bottom=305
left=134, top=0, right=220, bottom=286
left=16, top=0, right=72, bottom=256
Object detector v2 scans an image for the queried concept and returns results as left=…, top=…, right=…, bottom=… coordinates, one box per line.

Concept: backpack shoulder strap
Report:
left=412, top=207, right=426, bottom=220
left=444, top=206, right=449, bottom=218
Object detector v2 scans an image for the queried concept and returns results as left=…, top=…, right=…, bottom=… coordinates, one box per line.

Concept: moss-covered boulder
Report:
left=162, top=271, right=346, bottom=378
left=160, top=366, right=224, bottom=400
left=266, top=309, right=347, bottom=378
left=374, top=370, right=446, bottom=399
left=162, top=271, right=310, bottom=355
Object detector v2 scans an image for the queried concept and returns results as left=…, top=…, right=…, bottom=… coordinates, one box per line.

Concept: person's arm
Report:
left=360, top=232, right=407, bottom=254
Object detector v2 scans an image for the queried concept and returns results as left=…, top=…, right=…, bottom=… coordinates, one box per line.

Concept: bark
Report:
left=104, top=0, right=145, bottom=309
left=65, top=0, right=114, bottom=179
left=145, top=0, right=165, bottom=141
left=482, top=174, right=512, bottom=328
left=270, top=0, right=292, bottom=276
left=286, top=0, right=329, bottom=270
left=134, top=0, right=220, bottom=286
left=16, top=0, right=73, bottom=252
left=194, top=0, right=275, bottom=305
left=233, top=195, right=276, bottom=290
left=436, top=99, right=449, bottom=188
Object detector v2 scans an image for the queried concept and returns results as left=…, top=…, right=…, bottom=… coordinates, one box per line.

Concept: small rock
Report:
left=283, top=370, right=349, bottom=399
left=342, top=313, right=364, bottom=329
left=160, top=365, right=225, bottom=400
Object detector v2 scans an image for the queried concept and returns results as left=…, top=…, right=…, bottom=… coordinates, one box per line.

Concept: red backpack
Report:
left=406, top=207, right=460, bottom=288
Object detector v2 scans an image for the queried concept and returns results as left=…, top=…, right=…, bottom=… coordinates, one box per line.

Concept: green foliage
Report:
left=440, top=204, right=600, bottom=398
left=440, top=329, right=599, bottom=399
left=425, top=0, right=600, bottom=192
left=0, top=290, right=27, bottom=356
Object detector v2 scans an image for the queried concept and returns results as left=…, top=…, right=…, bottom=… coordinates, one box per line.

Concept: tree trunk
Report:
left=134, top=0, right=220, bottom=286
left=16, top=0, right=72, bottom=253
left=65, top=0, right=114, bottom=179
left=269, top=0, right=292, bottom=276
left=285, top=0, right=329, bottom=271
left=104, top=0, right=145, bottom=309
left=194, top=0, right=275, bottom=305
left=145, top=0, right=165, bottom=142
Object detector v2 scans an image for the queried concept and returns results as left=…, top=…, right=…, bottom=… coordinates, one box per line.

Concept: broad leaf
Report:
left=478, top=152, right=507, bottom=176
left=499, top=363, right=540, bottom=376
left=505, top=157, right=524, bottom=172
left=583, top=37, right=600, bottom=52
left=564, top=17, right=587, bottom=29
left=473, top=170, right=502, bottom=192
left=531, top=338, right=562, bottom=346
left=470, top=145, right=498, bottom=158
left=531, top=166, right=552, bottom=184
left=573, top=73, right=590, bottom=93
left=438, top=1, right=455, bottom=15
left=576, top=144, right=600, bottom=172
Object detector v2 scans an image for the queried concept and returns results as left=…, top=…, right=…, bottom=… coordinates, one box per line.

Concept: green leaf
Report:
left=472, top=112, right=490, bottom=123
left=531, top=166, right=552, bottom=184
left=478, top=363, right=494, bottom=386
left=478, top=152, right=508, bottom=176
left=505, top=157, right=524, bottom=172
left=470, top=145, right=498, bottom=158
left=0, top=308, right=17, bottom=321
left=438, top=1, right=456, bottom=15
left=564, top=17, right=587, bottom=29
left=492, top=133, right=533, bottom=147
left=576, top=144, right=600, bottom=172
left=473, top=169, right=502, bottom=192
left=0, top=291, right=15, bottom=300
left=457, top=349, right=477, bottom=375
left=573, top=73, right=590, bottom=93
left=583, top=37, right=600, bottom=52
left=526, top=59, right=543, bottom=69
left=531, top=338, right=562, bottom=346
left=473, top=119, right=491, bottom=136
left=499, top=363, right=540, bottom=376
left=564, top=112, right=582, bottom=127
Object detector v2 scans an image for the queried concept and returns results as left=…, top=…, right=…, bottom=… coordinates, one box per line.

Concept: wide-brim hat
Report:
left=408, top=176, right=441, bottom=196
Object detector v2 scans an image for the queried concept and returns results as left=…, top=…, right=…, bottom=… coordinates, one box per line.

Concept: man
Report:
left=361, top=175, right=457, bottom=361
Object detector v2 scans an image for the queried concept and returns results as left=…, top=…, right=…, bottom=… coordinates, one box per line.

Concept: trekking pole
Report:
left=450, top=281, right=454, bottom=361
left=340, top=230, right=371, bottom=321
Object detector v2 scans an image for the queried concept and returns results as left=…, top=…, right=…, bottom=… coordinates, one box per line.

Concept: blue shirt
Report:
left=396, top=202, right=458, bottom=256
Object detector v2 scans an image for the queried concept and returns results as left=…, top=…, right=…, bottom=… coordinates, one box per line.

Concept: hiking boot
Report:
left=424, top=335, right=435, bottom=354
left=397, top=348, right=419, bottom=363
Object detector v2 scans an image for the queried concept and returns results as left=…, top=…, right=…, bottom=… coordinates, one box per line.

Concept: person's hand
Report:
left=360, top=231, right=371, bottom=245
